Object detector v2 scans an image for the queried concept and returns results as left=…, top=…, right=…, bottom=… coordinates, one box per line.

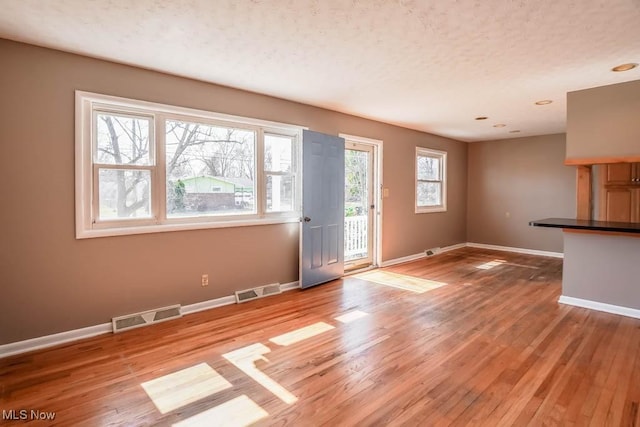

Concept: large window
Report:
left=76, top=92, right=302, bottom=238
left=415, top=147, right=447, bottom=213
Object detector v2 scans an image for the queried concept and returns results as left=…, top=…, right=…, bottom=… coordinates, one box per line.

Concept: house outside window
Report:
left=76, top=91, right=302, bottom=238
left=415, top=147, right=447, bottom=213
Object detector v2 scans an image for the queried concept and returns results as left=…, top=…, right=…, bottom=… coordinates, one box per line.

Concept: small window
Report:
left=416, top=147, right=447, bottom=213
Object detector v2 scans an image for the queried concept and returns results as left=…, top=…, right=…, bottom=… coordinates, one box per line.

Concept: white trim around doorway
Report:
left=339, top=133, right=383, bottom=270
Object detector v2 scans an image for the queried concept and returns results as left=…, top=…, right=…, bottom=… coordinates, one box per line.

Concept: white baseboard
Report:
left=0, top=281, right=301, bottom=359
left=559, top=295, right=640, bottom=319
left=440, top=243, right=468, bottom=253
left=181, top=295, right=236, bottom=315
left=380, top=242, right=467, bottom=267
left=466, top=242, right=564, bottom=258
left=0, top=323, right=112, bottom=359
left=380, top=242, right=563, bottom=267
left=380, top=252, right=425, bottom=267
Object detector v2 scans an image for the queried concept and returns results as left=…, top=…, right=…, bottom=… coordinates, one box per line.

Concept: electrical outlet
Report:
left=201, top=274, right=209, bottom=287
left=505, top=211, right=511, bottom=218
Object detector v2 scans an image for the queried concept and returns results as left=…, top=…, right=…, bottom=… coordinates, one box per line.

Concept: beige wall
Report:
left=563, top=233, right=640, bottom=310
left=567, top=80, right=640, bottom=162
left=467, top=134, right=575, bottom=253
left=0, top=39, right=467, bottom=344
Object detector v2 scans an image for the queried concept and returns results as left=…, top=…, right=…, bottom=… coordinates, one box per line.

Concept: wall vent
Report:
left=112, top=304, right=181, bottom=333
left=235, top=283, right=281, bottom=303
left=425, top=247, right=441, bottom=257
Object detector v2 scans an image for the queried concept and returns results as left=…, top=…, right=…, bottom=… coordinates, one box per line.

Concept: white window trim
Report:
left=415, top=147, right=447, bottom=214
left=75, top=91, right=305, bottom=239
left=263, top=132, right=298, bottom=214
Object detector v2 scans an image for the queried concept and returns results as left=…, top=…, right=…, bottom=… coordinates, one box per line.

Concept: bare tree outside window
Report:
left=345, top=150, right=368, bottom=217
left=344, top=148, right=370, bottom=261
left=417, top=156, right=441, bottom=206
left=165, top=120, right=256, bottom=217
left=96, top=113, right=152, bottom=219
left=78, top=92, right=301, bottom=238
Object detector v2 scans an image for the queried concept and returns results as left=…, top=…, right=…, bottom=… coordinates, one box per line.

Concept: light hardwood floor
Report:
left=1, top=248, right=639, bottom=426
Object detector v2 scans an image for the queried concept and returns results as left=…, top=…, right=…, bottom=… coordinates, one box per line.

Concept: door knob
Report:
left=304, top=216, right=311, bottom=222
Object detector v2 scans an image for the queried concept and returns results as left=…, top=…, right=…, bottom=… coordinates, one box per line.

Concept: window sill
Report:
left=416, top=206, right=447, bottom=214
left=76, top=216, right=300, bottom=239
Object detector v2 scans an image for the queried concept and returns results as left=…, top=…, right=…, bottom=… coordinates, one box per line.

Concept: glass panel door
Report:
left=344, top=142, right=374, bottom=269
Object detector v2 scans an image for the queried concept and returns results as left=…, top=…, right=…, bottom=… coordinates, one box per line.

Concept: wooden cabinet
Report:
left=604, top=162, right=640, bottom=185
left=603, top=188, right=640, bottom=222
left=599, top=163, right=640, bottom=222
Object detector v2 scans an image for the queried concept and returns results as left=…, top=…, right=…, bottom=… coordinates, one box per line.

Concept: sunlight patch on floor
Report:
left=475, top=259, right=507, bottom=270
left=141, top=363, right=232, bottom=414
left=354, top=270, right=447, bottom=293
left=269, top=322, right=335, bottom=346
left=172, top=395, right=268, bottom=427
left=222, top=343, right=297, bottom=404
left=335, top=310, right=369, bottom=324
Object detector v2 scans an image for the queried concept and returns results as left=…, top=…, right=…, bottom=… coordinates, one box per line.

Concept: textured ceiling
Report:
left=1, top=0, right=639, bottom=142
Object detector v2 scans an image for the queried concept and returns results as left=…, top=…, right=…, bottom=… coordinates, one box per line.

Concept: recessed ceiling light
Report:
left=493, top=124, right=506, bottom=128
left=509, top=130, right=521, bottom=133
left=535, top=100, right=553, bottom=105
left=611, top=63, right=638, bottom=72
left=475, top=116, right=488, bottom=120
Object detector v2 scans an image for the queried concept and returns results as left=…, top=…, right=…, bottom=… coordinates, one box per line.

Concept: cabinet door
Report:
left=633, top=163, right=640, bottom=184
left=633, top=189, right=640, bottom=223
left=605, top=188, right=633, bottom=222
left=606, top=163, right=633, bottom=184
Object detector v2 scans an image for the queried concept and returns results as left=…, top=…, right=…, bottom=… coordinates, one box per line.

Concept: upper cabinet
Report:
left=604, top=163, right=640, bottom=185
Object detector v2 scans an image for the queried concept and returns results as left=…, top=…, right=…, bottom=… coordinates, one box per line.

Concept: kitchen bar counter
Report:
left=529, top=217, right=640, bottom=318
left=529, top=217, right=640, bottom=234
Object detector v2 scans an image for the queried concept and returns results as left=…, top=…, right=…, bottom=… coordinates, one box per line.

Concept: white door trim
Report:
left=344, top=142, right=374, bottom=268
left=339, top=133, right=383, bottom=269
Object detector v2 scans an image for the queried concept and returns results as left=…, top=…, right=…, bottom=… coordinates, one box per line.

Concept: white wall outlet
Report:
left=505, top=211, right=511, bottom=218
left=201, top=274, right=209, bottom=287
left=383, top=188, right=390, bottom=198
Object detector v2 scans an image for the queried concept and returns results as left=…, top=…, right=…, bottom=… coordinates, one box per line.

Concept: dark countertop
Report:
left=529, top=218, right=640, bottom=234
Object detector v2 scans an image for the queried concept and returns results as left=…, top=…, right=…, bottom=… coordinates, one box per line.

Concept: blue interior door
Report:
left=301, top=130, right=345, bottom=289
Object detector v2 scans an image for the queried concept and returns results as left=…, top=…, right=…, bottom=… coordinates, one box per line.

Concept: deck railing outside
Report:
left=345, top=215, right=368, bottom=260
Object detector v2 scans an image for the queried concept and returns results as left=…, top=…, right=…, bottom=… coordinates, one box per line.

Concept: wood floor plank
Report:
left=1, top=248, right=639, bottom=426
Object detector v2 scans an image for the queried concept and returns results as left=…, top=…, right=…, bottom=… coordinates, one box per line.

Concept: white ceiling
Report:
left=1, top=0, right=639, bottom=142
